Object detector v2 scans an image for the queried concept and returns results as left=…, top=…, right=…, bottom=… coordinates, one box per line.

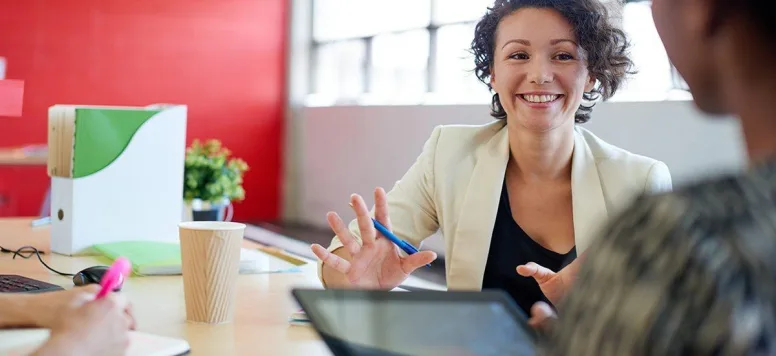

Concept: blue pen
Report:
left=371, top=218, right=431, bottom=268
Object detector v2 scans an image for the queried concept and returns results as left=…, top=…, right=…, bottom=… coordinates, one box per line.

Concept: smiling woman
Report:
left=312, top=0, right=672, bottom=317
left=472, top=0, right=634, bottom=124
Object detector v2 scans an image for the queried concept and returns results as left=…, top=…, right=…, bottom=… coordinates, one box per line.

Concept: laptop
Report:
left=291, top=288, right=537, bottom=356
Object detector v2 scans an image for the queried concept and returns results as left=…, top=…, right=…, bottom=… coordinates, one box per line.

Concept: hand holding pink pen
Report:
left=95, top=257, right=131, bottom=300
left=35, top=257, right=135, bottom=355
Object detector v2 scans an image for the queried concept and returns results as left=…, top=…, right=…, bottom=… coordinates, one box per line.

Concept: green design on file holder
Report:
left=72, top=108, right=160, bottom=178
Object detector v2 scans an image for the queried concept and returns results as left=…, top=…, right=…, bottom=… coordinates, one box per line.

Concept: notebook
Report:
left=0, top=329, right=190, bottom=356
left=92, top=241, right=303, bottom=275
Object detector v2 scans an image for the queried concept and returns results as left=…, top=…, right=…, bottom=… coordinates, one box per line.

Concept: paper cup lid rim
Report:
left=179, top=221, right=246, bottom=230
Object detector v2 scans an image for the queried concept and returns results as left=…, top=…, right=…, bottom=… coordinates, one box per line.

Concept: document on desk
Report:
left=92, top=241, right=305, bottom=276
left=288, top=308, right=311, bottom=326
left=0, top=328, right=190, bottom=356
left=289, top=286, right=411, bottom=326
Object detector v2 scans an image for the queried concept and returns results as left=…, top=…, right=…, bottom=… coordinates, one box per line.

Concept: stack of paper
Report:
left=288, top=309, right=310, bottom=326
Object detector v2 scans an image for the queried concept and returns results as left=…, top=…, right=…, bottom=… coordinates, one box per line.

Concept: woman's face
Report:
left=490, top=8, right=595, bottom=133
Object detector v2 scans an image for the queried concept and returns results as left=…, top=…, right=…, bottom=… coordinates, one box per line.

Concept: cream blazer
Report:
left=320, top=120, right=672, bottom=290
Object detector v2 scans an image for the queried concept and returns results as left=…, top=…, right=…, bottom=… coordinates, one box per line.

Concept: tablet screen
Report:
left=309, top=296, right=536, bottom=356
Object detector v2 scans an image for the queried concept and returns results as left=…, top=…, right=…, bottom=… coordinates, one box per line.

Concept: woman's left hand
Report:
left=527, top=301, right=557, bottom=331
left=516, top=257, right=582, bottom=305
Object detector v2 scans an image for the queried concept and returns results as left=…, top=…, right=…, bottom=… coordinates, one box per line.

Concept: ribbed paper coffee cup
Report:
left=179, top=221, right=245, bottom=324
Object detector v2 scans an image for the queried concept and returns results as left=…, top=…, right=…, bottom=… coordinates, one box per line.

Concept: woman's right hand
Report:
left=34, top=295, right=132, bottom=356
left=27, top=285, right=135, bottom=330
left=311, top=187, right=437, bottom=290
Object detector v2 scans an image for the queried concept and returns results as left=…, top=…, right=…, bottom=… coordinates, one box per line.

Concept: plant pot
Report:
left=183, top=198, right=233, bottom=222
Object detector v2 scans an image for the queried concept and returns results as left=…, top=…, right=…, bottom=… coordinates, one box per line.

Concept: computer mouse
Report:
left=72, top=266, right=123, bottom=291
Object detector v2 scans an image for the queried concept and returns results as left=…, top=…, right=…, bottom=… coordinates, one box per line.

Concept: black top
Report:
left=481, top=180, right=576, bottom=316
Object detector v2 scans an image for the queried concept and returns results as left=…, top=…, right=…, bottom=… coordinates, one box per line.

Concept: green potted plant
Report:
left=183, top=139, right=249, bottom=221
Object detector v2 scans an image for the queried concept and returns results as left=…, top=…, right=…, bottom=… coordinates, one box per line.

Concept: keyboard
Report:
left=0, top=275, right=64, bottom=293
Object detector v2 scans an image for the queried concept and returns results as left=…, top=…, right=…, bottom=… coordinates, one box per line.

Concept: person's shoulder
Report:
left=433, top=120, right=505, bottom=141
left=603, top=167, right=773, bottom=247
left=576, top=125, right=661, bottom=167
left=429, top=119, right=506, bottom=154
left=545, top=164, right=776, bottom=356
left=576, top=126, right=668, bottom=185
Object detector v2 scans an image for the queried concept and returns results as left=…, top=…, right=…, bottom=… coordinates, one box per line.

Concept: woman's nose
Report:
left=528, top=60, right=553, bottom=84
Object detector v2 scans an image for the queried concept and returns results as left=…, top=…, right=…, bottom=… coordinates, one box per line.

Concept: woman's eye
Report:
left=510, top=52, right=529, bottom=60
left=555, top=53, right=574, bottom=60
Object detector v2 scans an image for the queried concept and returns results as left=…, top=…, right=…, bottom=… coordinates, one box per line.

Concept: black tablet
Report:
left=291, top=288, right=537, bottom=356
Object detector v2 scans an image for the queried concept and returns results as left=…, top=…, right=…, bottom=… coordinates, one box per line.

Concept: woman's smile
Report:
left=517, top=92, right=565, bottom=109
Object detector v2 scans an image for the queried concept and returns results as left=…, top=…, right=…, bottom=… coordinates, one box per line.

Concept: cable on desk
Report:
left=0, top=245, right=74, bottom=277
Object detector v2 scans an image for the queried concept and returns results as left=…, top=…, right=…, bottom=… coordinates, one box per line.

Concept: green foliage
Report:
left=183, top=139, right=249, bottom=203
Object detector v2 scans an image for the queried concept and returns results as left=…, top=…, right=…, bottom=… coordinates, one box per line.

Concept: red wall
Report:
left=0, top=0, right=287, bottom=221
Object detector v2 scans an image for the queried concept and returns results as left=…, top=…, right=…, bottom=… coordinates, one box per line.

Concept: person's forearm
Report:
left=321, top=248, right=354, bottom=288
left=0, top=294, right=38, bottom=328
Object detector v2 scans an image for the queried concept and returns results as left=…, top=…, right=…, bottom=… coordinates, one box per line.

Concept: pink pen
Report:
left=95, top=257, right=131, bottom=300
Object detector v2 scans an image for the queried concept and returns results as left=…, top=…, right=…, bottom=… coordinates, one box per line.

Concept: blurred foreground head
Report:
left=652, top=0, right=776, bottom=162
left=651, top=0, right=776, bottom=115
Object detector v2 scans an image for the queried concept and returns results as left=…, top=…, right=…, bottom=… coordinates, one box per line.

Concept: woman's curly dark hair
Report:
left=471, top=0, right=635, bottom=123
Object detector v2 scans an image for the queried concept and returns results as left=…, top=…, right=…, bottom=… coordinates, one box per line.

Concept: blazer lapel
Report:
left=571, top=127, right=609, bottom=254
left=447, top=125, right=509, bottom=291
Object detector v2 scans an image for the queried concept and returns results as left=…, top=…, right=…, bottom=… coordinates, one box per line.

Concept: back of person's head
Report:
left=734, top=0, right=776, bottom=38
left=470, top=0, right=633, bottom=124
left=651, top=0, right=776, bottom=115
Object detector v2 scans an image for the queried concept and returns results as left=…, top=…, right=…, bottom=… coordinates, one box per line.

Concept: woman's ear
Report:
left=584, top=74, right=596, bottom=92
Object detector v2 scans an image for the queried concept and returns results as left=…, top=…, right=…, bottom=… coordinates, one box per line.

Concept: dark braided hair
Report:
left=471, top=0, right=635, bottom=123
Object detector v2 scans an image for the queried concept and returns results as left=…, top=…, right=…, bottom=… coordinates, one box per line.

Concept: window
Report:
left=369, top=29, right=430, bottom=101
left=612, top=1, right=690, bottom=101
left=430, top=23, right=490, bottom=104
left=312, top=40, right=367, bottom=101
left=431, top=0, right=493, bottom=25
left=308, top=0, right=687, bottom=106
left=313, top=0, right=431, bottom=42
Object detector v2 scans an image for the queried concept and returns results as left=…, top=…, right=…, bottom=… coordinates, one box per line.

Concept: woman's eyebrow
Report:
left=501, top=39, right=531, bottom=49
left=550, top=39, right=578, bottom=46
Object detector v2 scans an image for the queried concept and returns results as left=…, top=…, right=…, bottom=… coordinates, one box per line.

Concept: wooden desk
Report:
left=1, top=220, right=446, bottom=355
left=0, top=147, right=47, bottom=166
left=0, top=217, right=50, bottom=252
left=1, top=226, right=332, bottom=355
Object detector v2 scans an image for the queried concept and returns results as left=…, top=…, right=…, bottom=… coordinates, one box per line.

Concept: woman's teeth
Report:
left=521, top=94, right=559, bottom=103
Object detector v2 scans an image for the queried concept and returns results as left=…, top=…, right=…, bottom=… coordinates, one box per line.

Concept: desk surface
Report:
left=0, top=219, right=445, bottom=355
left=0, top=221, right=332, bottom=355
left=0, top=147, right=47, bottom=166
left=2, top=243, right=331, bottom=355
